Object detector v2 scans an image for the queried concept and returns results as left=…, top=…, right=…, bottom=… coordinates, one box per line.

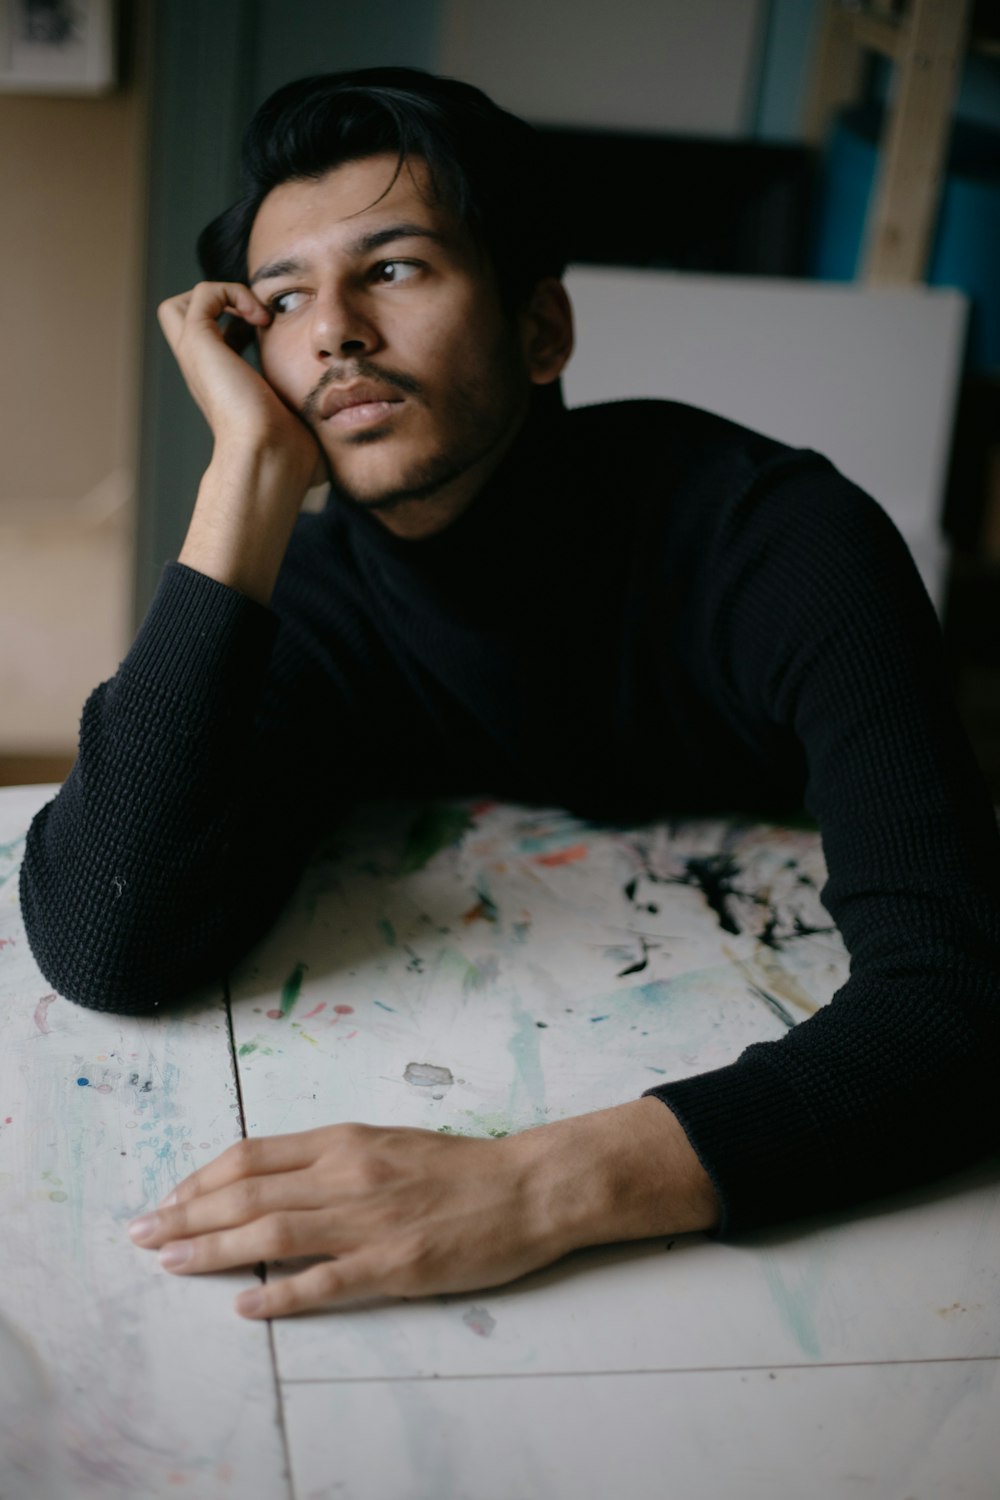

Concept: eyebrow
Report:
left=249, top=222, right=450, bottom=287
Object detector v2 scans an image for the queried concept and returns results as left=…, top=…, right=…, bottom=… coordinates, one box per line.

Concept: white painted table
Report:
left=1, top=783, right=997, bottom=1500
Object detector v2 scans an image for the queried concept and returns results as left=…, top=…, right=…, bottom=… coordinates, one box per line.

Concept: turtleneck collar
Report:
left=330, top=382, right=571, bottom=579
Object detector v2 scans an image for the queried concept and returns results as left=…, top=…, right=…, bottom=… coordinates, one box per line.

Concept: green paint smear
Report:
left=461, top=1109, right=513, bottom=1139
left=377, top=918, right=397, bottom=946
left=507, top=996, right=548, bottom=1126
left=238, top=1038, right=277, bottom=1058
left=762, top=1253, right=824, bottom=1360
left=400, top=805, right=474, bottom=873
left=281, top=961, right=307, bottom=1017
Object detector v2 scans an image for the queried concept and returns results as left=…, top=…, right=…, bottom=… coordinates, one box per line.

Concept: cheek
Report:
left=257, top=336, right=299, bottom=401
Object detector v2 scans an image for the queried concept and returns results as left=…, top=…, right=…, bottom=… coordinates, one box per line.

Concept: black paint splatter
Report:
left=680, top=854, right=743, bottom=936
left=617, top=933, right=652, bottom=978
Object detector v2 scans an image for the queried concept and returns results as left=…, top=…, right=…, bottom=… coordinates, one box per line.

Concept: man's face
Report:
left=247, top=153, right=534, bottom=531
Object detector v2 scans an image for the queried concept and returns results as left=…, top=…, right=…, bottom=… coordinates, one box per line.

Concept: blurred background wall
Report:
left=2, top=0, right=998, bottom=787
left=0, top=0, right=148, bottom=769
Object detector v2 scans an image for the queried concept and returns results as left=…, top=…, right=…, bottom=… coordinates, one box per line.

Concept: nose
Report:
left=310, top=285, right=381, bottom=362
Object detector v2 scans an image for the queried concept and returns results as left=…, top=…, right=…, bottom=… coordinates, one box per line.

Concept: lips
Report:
left=319, top=382, right=404, bottom=421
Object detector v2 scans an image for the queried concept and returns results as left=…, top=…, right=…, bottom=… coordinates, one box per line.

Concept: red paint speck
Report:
left=33, top=993, right=56, bottom=1034
left=266, top=1008, right=283, bottom=1020
left=4, top=1117, right=11, bottom=1125
left=0, top=937, right=15, bottom=950
left=304, top=1001, right=327, bottom=1019
left=534, top=844, right=588, bottom=867
left=333, top=1004, right=354, bottom=1014
left=462, top=901, right=487, bottom=924
left=469, top=799, right=497, bottom=816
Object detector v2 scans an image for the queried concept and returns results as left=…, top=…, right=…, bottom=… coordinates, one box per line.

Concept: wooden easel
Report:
left=805, top=0, right=977, bottom=285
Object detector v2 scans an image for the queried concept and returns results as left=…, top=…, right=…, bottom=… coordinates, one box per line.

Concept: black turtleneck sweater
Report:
left=20, top=394, right=1000, bottom=1233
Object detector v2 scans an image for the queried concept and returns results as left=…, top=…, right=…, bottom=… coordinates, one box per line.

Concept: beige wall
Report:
left=0, top=39, right=148, bottom=755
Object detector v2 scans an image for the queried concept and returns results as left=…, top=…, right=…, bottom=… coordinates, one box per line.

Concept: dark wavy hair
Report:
left=197, top=67, right=567, bottom=315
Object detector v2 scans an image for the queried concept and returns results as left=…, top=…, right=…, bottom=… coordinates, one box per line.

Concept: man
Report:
left=20, top=68, right=1000, bottom=1321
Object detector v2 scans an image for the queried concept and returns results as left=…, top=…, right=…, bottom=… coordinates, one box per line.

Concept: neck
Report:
left=369, top=388, right=535, bottom=541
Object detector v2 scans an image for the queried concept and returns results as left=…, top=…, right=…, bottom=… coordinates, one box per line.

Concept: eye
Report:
left=269, top=289, right=308, bottom=315
left=374, top=260, right=421, bottom=284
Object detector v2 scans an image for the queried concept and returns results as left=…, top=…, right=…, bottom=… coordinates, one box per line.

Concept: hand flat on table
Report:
left=126, top=1101, right=719, bottom=1320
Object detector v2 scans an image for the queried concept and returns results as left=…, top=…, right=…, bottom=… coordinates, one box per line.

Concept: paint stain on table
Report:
left=404, top=1062, right=454, bottom=1093
left=462, top=1305, right=496, bottom=1337
left=267, top=960, right=308, bottom=1020
left=533, top=843, right=588, bottom=867
left=33, top=993, right=56, bottom=1033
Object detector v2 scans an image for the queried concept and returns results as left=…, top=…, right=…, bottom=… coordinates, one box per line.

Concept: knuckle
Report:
left=259, top=1214, right=295, bottom=1258
left=314, top=1262, right=345, bottom=1301
left=233, top=1178, right=260, bottom=1216
left=348, top=1152, right=393, bottom=1195
left=233, top=1136, right=265, bottom=1173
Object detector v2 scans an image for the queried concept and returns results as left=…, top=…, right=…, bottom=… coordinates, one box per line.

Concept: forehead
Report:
left=248, top=153, right=459, bottom=267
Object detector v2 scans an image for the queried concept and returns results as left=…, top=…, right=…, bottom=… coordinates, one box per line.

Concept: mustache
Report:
left=299, top=363, right=423, bottom=424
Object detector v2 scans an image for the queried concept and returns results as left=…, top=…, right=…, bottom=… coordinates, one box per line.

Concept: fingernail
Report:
left=159, top=1189, right=178, bottom=1209
left=159, top=1241, right=193, bottom=1269
left=236, top=1289, right=266, bottom=1317
left=128, top=1214, right=160, bottom=1243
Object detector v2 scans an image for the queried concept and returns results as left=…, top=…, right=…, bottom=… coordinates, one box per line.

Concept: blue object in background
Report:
left=812, top=105, right=1000, bottom=373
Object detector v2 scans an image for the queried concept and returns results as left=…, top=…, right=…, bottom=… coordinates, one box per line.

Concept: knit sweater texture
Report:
left=20, top=394, right=1000, bottom=1233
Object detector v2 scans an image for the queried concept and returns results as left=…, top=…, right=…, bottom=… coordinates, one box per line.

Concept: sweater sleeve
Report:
left=642, top=461, right=1000, bottom=1232
left=20, top=561, right=340, bottom=1014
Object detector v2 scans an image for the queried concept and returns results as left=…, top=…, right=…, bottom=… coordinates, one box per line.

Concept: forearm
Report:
left=161, top=278, right=323, bottom=607
left=513, top=1096, right=720, bottom=1258
left=19, top=567, right=298, bottom=1013
left=179, top=442, right=313, bottom=606
left=677, top=466, right=1000, bottom=1232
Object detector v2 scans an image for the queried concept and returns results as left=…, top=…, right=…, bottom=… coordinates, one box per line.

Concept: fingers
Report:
left=235, top=1255, right=377, bottom=1320
left=154, top=1207, right=339, bottom=1279
left=159, top=1131, right=320, bottom=1210
left=159, top=279, right=271, bottom=329
left=130, top=1169, right=319, bottom=1257
left=157, top=280, right=271, bottom=354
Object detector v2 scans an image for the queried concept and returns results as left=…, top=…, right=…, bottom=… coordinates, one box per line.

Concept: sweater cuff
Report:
left=121, top=561, right=278, bottom=719
left=641, top=1049, right=829, bottom=1237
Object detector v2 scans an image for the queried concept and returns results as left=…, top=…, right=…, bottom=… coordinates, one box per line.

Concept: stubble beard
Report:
left=303, top=342, right=529, bottom=516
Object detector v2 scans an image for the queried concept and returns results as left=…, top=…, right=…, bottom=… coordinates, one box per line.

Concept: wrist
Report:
left=179, top=444, right=313, bottom=604
left=508, top=1097, right=720, bottom=1259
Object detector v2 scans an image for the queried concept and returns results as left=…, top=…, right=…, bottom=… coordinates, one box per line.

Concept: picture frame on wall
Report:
left=0, top=0, right=116, bottom=95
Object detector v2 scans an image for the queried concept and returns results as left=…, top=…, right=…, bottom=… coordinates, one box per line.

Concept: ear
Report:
left=519, top=277, right=574, bottom=386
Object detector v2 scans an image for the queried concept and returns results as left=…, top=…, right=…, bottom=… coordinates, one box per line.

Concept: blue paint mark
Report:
left=516, top=818, right=588, bottom=855
left=374, top=1000, right=396, bottom=1012
left=590, top=1015, right=609, bottom=1023
left=506, top=994, right=548, bottom=1125
left=634, top=981, right=671, bottom=1004
left=76, top=1077, right=89, bottom=1087
left=647, top=1066, right=667, bottom=1074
